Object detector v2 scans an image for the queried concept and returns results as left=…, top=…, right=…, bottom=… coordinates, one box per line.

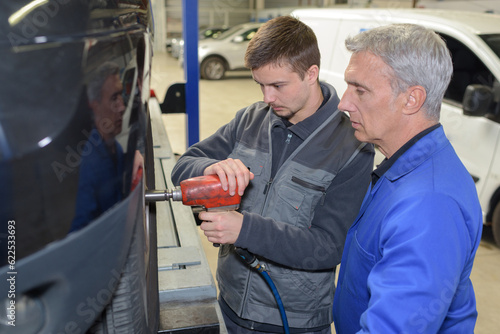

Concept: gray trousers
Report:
left=221, top=308, right=332, bottom=334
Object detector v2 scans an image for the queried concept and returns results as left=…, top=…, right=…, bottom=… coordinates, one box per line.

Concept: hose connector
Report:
left=234, top=247, right=260, bottom=269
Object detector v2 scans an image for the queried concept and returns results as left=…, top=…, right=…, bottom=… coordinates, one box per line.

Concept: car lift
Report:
left=153, top=1, right=226, bottom=332
left=151, top=95, right=225, bottom=333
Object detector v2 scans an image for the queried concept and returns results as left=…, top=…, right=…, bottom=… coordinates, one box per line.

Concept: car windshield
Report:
left=480, top=34, right=500, bottom=59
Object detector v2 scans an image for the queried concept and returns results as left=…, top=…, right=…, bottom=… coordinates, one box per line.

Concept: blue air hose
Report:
left=235, top=247, right=290, bottom=334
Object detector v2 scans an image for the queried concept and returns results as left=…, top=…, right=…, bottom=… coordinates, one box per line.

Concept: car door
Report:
left=439, top=33, right=500, bottom=208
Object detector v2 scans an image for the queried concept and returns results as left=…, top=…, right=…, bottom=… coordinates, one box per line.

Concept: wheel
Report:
left=89, top=205, right=159, bottom=334
left=492, top=202, right=500, bottom=247
left=200, top=56, right=226, bottom=80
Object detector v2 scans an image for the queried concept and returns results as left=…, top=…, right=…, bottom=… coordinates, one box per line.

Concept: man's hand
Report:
left=131, top=150, right=144, bottom=190
left=199, top=211, right=244, bottom=245
left=204, top=158, right=254, bottom=196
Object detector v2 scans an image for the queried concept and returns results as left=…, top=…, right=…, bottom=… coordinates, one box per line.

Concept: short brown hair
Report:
left=244, top=16, right=320, bottom=80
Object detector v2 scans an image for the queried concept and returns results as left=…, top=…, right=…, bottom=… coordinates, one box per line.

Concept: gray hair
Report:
left=345, top=24, right=453, bottom=120
left=87, top=61, right=121, bottom=103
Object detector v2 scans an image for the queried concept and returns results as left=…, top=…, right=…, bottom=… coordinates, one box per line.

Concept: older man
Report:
left=70, top=62, right=126, bottom=232
left=332, top=24, right=483, bottom=333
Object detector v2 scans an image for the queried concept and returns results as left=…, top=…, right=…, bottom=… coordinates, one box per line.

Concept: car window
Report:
left=68, top=36, right=146, bottom=234
left=242, top=28, right=258, bottom=41
left=217, top=25, right=245, bottom=40
left=217, top=24, right=260, bottom=40
left=480, top=34, right=500, bottom=59
left=0, top=30, right=147, bottom=264
left=440, top=33, right=496, bottom=111
left=200, top=27, right=228, bottom=39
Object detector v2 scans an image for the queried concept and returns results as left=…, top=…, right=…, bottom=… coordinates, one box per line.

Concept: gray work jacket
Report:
left=171, top=82, right=374, bottom=330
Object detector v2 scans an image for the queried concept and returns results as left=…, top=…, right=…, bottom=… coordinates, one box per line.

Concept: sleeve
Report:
left=170, top=108, right=244, bottom=185
left=357, top=193, right=476, bottom=333
left=235, top=143, right=374, bottom=270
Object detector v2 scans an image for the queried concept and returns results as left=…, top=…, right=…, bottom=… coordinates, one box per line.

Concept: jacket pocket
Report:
left=276, top=185, right=304, bottom=226
left=341, top=230, right=376, bottom=311
left=228, top=146, right=267, bottom=212
left=269, top=176, right=327, bottom=228
left=291, top=176, right=326, bottom=192
left=239, top=160, right=265, bottom=212
left=291, top=176, right=326, bottom=205
left=254, top=264, right=335, bottom=311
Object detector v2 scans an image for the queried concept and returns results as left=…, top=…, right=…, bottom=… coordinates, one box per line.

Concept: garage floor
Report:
left=151, top=51, right=500, bottom=333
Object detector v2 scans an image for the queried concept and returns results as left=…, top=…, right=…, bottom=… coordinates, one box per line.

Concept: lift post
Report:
left=182, top=0, right=200, bottom=147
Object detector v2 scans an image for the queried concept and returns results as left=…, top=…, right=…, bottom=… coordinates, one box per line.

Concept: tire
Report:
left=89, top=207, right=159, bottom=334
left=200, top=56, right=226, bottom=80
left=492, top=202, right=500, bottom=247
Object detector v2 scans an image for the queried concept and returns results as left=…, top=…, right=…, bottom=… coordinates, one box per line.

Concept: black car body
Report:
left=0, top=1, right=158, bottom=333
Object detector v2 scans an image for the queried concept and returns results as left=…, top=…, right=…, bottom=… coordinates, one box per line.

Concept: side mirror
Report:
left=232, top=36, right=244, bottom=43
left=462, top=84, right=493, bottom=116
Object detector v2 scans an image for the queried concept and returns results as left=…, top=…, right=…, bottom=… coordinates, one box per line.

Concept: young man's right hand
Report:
left=204, top=158, right=254, bottom=196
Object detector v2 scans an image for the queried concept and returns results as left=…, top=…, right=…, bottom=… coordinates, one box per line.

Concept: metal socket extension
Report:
left=145, top=188, right=182, bottom=202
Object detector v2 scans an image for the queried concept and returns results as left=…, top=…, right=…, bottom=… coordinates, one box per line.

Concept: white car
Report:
left=172, top=26, right=229, bottom=59
left=198, top=22, right=263, bottom=80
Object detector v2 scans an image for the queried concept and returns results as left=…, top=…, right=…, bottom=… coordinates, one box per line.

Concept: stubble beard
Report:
left=271, top=105, right=296, bottom=120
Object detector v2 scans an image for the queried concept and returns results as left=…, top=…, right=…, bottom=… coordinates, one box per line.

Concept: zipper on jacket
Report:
left=291, top=176, right=326, bottom=192
left=263, top=178, right=273, bottom=195
left=291, top=176, right=327, bottom=205
left=276, top=133, right=292, bottom=171
left=264, top=133, right=292, bottom=195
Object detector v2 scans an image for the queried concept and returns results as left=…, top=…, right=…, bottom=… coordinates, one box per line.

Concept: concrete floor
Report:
left=151, top=51, right=500, bottom=333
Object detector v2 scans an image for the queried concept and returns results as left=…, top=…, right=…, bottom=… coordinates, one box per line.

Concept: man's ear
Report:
left=306, top=65, right=319, bottom=84
left=404, top=85, right=426, bottom=115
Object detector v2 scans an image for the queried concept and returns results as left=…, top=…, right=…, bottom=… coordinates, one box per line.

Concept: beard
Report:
left=271, top=105, right=297, bottom=120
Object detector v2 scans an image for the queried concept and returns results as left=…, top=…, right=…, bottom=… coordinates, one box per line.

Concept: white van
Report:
left=292, top=8, right=500, bottom=244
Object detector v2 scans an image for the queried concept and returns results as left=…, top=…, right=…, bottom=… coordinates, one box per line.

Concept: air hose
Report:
left=234, top=247, right=290, bottom=334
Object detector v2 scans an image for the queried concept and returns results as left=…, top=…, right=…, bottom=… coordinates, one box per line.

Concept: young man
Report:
left=171, top=16, right=374, bottom=333
left=333, top=24, right=483, bottom=333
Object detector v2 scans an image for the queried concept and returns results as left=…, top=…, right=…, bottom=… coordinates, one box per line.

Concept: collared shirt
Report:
left=371, top=123, right=441, bottom=186
left=270, top=85, right=330, bottom=178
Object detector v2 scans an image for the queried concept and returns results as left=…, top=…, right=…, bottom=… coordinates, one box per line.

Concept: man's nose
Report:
left=117, top=96, right=126, bottom=114
left=338, top=91, right=351, bottom=113
left=262, top=87, right=276, bottom=104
